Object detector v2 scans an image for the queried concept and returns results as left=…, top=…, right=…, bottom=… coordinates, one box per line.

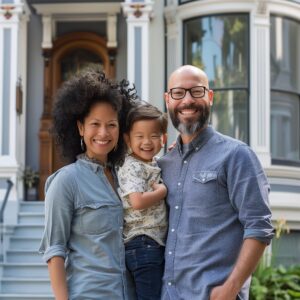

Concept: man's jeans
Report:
left=125, top=235, right=165, bottom=300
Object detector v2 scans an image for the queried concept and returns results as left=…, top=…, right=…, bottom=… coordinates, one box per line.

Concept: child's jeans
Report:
left=125, top=235, right=165, bottom=300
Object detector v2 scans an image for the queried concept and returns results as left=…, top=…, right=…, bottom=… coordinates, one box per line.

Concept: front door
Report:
left=38, top=32, right=115, bottom=199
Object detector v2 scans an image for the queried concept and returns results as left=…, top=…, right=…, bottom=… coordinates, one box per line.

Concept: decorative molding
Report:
left=0, top=5, right=15, bottom=20
left=107, top=14, right=117, bottom=49
left=33, top=3, right=121, bottom=50
left=268, top=0, right=300, bottom=20
left=164, top=5, right=177, bottom=26
left=122, top=1, right=154, bottom=21
left=33, top=3, right=121, bottom=16
left=255, top=0, right=268, bottom=16
left=174, top=0, right=253, bottom=20
left=0, top=3, right=28, bottom=22
left=42, top=15, right=52, bottom=49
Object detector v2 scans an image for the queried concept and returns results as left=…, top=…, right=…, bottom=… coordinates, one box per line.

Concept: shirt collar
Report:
left=176, top=125, right=215, bottom=155
left=76, top=154, right=108, bottom=173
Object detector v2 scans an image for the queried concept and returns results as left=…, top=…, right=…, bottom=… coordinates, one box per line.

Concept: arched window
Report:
left=184, top=14, right=249, bottom=143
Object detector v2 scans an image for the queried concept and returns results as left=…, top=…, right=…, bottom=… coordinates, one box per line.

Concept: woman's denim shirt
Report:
left=39, top=158, right=133, bottom=300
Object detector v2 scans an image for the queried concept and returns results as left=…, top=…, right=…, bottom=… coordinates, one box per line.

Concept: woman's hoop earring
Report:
left=80, top=137, right=85, bottom=151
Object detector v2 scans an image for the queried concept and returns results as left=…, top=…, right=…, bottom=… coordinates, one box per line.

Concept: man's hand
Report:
left=210, top=284, right=237, bottom=300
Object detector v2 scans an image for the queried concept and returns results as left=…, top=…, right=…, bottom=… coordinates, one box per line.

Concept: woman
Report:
left=39, top=70, right=138, bottom=300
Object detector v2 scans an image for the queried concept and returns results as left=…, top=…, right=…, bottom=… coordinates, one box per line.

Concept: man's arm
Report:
left=128, top=182, right=167, bottom=210
left=48, top=256, right=68, bottom=300
left=210, top=238, right=267, bottom=300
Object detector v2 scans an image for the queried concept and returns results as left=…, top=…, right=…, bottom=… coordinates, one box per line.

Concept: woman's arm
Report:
left=128, top=182, right=167, bottom=210
left=48, top=256, right=68, bottom=300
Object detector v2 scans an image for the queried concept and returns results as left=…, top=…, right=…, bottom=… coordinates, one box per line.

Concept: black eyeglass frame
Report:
left=168, top=86, right=209, bottom=100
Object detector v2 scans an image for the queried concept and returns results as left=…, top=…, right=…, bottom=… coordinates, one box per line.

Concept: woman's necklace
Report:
left=80, top=153, right=115, bottom=190
left=80, top=153, right=108, bottom=169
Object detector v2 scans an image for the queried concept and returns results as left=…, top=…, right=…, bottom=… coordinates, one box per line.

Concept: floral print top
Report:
left=117, top=155, right=168, bottom=246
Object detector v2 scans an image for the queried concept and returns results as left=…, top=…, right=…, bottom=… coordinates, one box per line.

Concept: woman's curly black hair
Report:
left=52, top=69, right=139, bottom=166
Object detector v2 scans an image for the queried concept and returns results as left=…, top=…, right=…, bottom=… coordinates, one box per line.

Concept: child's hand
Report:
left=152, top=182, right=167, bottom=199
left=167, top=140, right=176, bottom=151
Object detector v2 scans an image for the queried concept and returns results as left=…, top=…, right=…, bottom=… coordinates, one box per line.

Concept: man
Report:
left=158, top=65, right=274, bottom=300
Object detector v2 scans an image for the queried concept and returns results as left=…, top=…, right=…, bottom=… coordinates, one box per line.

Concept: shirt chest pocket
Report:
left=193, top=171, right=218, bottom=184
left=79, top=202, right=115, bottom=235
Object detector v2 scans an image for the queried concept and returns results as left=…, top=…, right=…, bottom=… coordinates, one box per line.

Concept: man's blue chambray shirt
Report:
left=39, top=158, right=135, bottom=300
left=158, top=126, right=274, bottom=300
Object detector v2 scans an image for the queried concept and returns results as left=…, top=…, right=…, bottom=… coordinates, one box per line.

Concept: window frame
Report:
left=270, top=14, right=300, bottom=167
left=183, top=13, right=251, bottom=144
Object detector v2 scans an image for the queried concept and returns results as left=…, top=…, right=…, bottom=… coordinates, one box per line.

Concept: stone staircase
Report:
left=0, top=201, right=54, bottom=300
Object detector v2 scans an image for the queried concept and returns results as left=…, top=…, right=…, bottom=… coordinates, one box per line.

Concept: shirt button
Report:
left=168, top=251, right=172, bottom=255
left=195, top=147, right=199, bottom=150
left=168, top=282, right=172, bottom=286
left=175, top=206, right=179, bottom=209
left=183, top=160, right=187, bottom=164
left=171, top=228, right=175, bottom=232
left=177, top=182, right=181, bottom=186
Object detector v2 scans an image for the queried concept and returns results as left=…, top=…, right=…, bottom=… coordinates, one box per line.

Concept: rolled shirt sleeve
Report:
left=226, top=144, right=274, bottom=244
left=39, top=168, right=75, bottom=262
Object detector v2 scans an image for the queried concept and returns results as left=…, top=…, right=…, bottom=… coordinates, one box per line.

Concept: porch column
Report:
left=250, top=0, right=271, bottom=167
left=164, top=1, right=180, bottom=145
left=122, top=0, right=154, bottom=101
left=0, top=1, right=30, bottom=223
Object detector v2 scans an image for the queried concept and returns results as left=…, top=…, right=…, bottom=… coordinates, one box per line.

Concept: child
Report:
left=117, top=103, right=168, bottom=300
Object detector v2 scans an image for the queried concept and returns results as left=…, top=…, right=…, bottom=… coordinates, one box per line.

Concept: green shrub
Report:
left=250, top=265, right=300, bottom=300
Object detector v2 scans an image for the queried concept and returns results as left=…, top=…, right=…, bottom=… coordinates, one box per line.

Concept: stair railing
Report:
left=0, top=179, right=13, bottom=262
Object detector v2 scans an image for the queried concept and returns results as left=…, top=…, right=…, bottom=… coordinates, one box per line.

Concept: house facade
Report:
left=0, top=0, right=300, bottom=265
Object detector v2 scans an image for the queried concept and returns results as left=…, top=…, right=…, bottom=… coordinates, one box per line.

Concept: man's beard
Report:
left=169, top=103, right=210, bottom=136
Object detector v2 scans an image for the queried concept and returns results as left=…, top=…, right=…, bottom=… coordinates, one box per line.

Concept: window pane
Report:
left=61, top=49, right=103, bottom=82
left=272, top=231, right=300, bottom=266
left=211, top=90, right=248, bottom=143
left=271, top=92, right=300, bottom=160
left=185, top=14, right=249, bottom=89
left=271, top=16, right=300, bottom=94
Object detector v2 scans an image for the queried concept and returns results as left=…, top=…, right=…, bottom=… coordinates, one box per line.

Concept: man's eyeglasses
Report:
left=168, top=86, right=208, bottom=100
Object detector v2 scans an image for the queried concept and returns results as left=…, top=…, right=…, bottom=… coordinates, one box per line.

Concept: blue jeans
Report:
left=125, top=235, right=165, bottom=300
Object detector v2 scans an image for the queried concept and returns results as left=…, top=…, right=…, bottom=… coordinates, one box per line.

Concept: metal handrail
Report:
left=0, top=179, right=13, bottom=224
left=0, top=179, right=13, bottom=262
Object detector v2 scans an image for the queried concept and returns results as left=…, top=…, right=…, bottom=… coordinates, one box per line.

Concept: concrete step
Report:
left=19, top=201, right=45, bottom=213
left=0, top=294, right=54, bottom=300
left=6, top=250, right=44, bottom=263
left=1, top=263, right=48, bottom=278
left=1, top=278, right=52, bottom=293
left=18, top=212, right=44, bottom=225
left=9, top=236, right=42, bottom=250
left=13, top=224, right=44, bottom=238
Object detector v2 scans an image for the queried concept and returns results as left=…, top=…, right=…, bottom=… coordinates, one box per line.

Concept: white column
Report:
left=0, top=2, right=30, bottom=224
left=250, top=0, right=271, bottom=167
left=164, top=3, right=181, bottom=144
left=122, top=0, right=154, bottom=101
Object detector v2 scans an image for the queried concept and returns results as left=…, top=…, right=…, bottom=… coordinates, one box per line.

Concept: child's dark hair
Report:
left=126, top=102, right=168, bottom=134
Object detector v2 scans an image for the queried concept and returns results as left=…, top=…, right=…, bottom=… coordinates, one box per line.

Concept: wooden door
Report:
left=38, top=32, right=115, bottom=199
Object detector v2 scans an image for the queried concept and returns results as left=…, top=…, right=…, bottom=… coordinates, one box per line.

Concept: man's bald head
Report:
left=168, top=65, right=209, bottom=90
